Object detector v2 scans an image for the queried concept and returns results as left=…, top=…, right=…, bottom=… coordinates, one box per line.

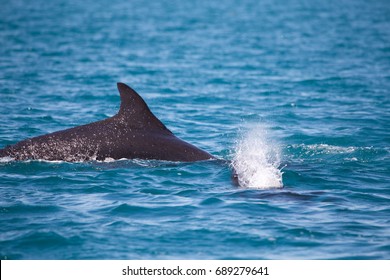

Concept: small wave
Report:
left=0, top=157, right=78, bottom=165
left=291, top=144, right=362, bottom=155
left=287, top=144, right=384, bottom=162
left=0, top=156, right=15, bottom=163
left=0, top=156, right=174, bottom=166
left=231, top=125, right=283, bottom=189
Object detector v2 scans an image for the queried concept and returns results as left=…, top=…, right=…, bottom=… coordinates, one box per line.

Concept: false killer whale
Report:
left=0, top=83, right=215, bottom=162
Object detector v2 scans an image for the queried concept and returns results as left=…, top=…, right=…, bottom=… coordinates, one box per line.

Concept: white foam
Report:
left=0, top=156, right=15, bottom=163
left=301, top=144, right=356, bottom=154
left=290, top=144, right=375, bottom=157
left=103, top=157, right=116, bottom=163
left=231, top=125, right=283, bottom=189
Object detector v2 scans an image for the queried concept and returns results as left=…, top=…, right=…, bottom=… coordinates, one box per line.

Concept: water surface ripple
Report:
left=1, top=0, right=389, bottom=259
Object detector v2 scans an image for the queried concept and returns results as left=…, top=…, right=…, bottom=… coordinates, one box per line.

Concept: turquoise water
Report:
left=1, top=0, right=390, bottom=259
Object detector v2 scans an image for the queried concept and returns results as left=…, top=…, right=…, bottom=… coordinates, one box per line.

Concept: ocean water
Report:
left=0, top=0, right=389, bottom=259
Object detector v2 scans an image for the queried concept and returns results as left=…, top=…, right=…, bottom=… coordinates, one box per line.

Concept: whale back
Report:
left=0, top=83, right=214, bottom=162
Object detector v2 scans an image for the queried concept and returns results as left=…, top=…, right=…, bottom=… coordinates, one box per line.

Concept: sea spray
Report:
left=231, top=125, right=283, bottom=189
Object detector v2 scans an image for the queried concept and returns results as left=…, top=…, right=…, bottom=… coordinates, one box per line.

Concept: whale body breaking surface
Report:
left=0, top=83, right=214, bottom=162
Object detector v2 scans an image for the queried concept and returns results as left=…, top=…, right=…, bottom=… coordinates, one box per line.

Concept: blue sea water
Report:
left=1, top=0, right=390, bottom=259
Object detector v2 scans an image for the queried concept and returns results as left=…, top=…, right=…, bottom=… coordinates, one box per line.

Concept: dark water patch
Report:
left=256, top=190, right=323, bottom=201
left=173, top=189, right=199, bottom=197
left=1, top=231, right=83, bottom=259
left=103, top=203, right=198, bottom=219
left=84, top=185, right=115, bottom=193
left=1, top=204, right=62, bottom=214
left=199, top=197, right=225, bottom=206
left=139, top=188, right=172, bottom=195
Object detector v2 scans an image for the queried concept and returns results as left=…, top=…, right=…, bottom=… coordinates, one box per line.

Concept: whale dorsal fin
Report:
left=116, top=82, right=172, bottom=133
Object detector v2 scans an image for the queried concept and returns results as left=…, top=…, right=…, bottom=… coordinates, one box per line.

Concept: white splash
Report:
left=231, top=125, right=283, bottom=189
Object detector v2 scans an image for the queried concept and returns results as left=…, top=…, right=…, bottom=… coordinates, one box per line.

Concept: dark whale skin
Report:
left=0, top=83, right=214, bottom=162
